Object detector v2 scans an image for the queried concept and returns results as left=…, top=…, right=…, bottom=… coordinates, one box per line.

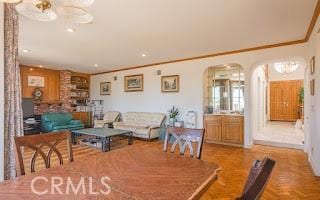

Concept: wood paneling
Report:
left=20, top=66, right=60, bottom=101
left=72, top=111, right=92, bottom=127
left=21, top=140, right=320, bottom=199
left=270, top=80, right=303, bottom=121
left=204, top=115, right=244, bottom=146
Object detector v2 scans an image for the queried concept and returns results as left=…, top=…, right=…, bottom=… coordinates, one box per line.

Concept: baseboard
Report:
left=310, top=157, right=320, bottom=176
left=205, top=140, right=244, bottom=148
left=253, top=139, right=304, bottom=150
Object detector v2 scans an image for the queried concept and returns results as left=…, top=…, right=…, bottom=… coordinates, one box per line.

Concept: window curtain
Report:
left=4, top=3, right=23, bottom=180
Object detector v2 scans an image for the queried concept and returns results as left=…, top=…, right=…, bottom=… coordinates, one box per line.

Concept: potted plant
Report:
left=298, top=87, right=304, bottom=105
left=168, top=106, right=179, bottom=126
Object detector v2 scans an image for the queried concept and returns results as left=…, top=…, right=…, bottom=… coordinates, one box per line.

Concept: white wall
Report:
left=268, top=62, right=305, bottom=81
left=305, top=30, right=320, bottom=176
left=251, top=66, right=267, bottom=136
left=0, top=3, right=4, bottom=181
left=91, top=43, right=310, bottom=148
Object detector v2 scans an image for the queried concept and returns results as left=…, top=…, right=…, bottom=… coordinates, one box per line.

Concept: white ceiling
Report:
left=18, top=0, right=318, bottom=73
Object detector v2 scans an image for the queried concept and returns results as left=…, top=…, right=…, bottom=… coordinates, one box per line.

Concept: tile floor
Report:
left=253, top=121, right=304, bottom=149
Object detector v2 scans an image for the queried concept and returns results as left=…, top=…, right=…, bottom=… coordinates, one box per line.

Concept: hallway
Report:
left=254, top=121, right=304, bottom=149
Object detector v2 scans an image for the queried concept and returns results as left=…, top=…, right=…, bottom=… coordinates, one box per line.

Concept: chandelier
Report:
left=0, top=0, right=94, bottom=23
left=274, top=61, right=299, bottom=74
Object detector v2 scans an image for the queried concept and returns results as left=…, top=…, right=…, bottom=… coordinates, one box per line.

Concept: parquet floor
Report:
left=23, top=137, right=320, bottom=200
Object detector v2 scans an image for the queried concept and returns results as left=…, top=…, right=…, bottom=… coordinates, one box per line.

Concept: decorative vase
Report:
left=169, top=118, right=176, bottom=126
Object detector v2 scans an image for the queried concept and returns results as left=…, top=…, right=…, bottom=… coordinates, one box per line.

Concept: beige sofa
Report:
left=113, top=112, right=166, bottom=140
left=94, top=111, right=121, bottom=128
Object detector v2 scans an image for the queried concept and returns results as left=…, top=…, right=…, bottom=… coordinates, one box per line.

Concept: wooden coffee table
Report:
left=71, top=128, right=133, bottom=152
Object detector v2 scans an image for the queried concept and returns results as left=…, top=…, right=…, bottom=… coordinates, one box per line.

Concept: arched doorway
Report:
left=250, top=58, right=307, bottom=149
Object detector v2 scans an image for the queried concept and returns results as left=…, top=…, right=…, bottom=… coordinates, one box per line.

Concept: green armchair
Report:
left=41, top=112, right=84, bottom=132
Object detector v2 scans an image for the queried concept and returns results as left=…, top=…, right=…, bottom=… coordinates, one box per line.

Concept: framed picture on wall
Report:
left=310, top=56, right=315, bottom=75
left=161, top=75, right=180, bottom=93
left=124, top=74, right=143, bottom=92
left=100, top=82, right=111, bottom=95
left=28, top=76, right=45, bottom=87
left=310, top=79, right=315, bottom=96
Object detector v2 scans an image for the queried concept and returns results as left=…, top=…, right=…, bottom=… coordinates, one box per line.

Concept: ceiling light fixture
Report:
left=13, top=0, right=94, bottom=24
left=94, top=64, right=98, bottom=67
left=64, top=0, right=95, bottom=7
left=57, top=6, right=93, bottom=24
left=274, top=61, right=299, bottom=74
left=67, top=27, right=76, bottom=33
left=39, top=65, right=43, bottom=68
left=142, top=53, right=147, bottom=57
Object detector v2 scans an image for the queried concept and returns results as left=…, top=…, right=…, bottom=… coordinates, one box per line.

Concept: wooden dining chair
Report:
left=163, top=127, right=205, bottom=159
left=236, top=157, right=276, bottom=200
left=14, top=131, right=73, bottom=176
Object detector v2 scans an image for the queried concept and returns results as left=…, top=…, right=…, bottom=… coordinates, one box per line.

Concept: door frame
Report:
left=249, top=57, right=307, bottom=150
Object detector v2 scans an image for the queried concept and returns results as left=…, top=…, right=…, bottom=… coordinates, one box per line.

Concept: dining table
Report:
left=0, top=145, right=220, bottom=200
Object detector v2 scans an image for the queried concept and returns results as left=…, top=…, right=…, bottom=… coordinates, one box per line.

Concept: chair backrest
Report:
left=237, top=157, right=276, bottom=200
left=103, top=111, right=121, bottom=122
left=163, top=127, right=205, bottom=159
left=14, top=131, right=73, bottom=176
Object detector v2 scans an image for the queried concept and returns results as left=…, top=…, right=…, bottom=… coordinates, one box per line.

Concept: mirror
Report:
left=204, top=64, right=244, bottom=114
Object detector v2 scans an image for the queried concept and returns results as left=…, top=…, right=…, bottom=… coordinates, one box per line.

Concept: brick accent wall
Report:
left=32, top=70, right=73, bottom=115
left=59, top=70, right=72, bottom=112
left=34, top=103, right=62, bottom=115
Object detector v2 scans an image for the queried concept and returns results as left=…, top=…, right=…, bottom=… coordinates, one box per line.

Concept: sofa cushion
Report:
left=69, top=120, right=83, bottom=125
left=122, top=112, right=166, bottom=127
left=115, top=124, right=149, bottom=130
left=52, top=124, right=84, bottom=130
left=135, top=128, right=149, bottom=135
left=42, top=112, right=73, bottom=126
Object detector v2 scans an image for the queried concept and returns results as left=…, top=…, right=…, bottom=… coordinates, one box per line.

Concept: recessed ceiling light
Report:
left=94, top=64, right=99, bottom=67
left=67, top=27, right=76, bottom=33
left=22, top=49, right=31, bottom=53
left=142, top=53, right=147, bottom=57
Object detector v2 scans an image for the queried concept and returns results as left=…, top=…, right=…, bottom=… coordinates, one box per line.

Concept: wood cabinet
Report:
left=204, top=115, right=244, bottom=146
left=270, top=80, right=303, bottom=121
left=205, top=115, right=222, bottom=142
left=72, top=112, right=92, bottom=128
